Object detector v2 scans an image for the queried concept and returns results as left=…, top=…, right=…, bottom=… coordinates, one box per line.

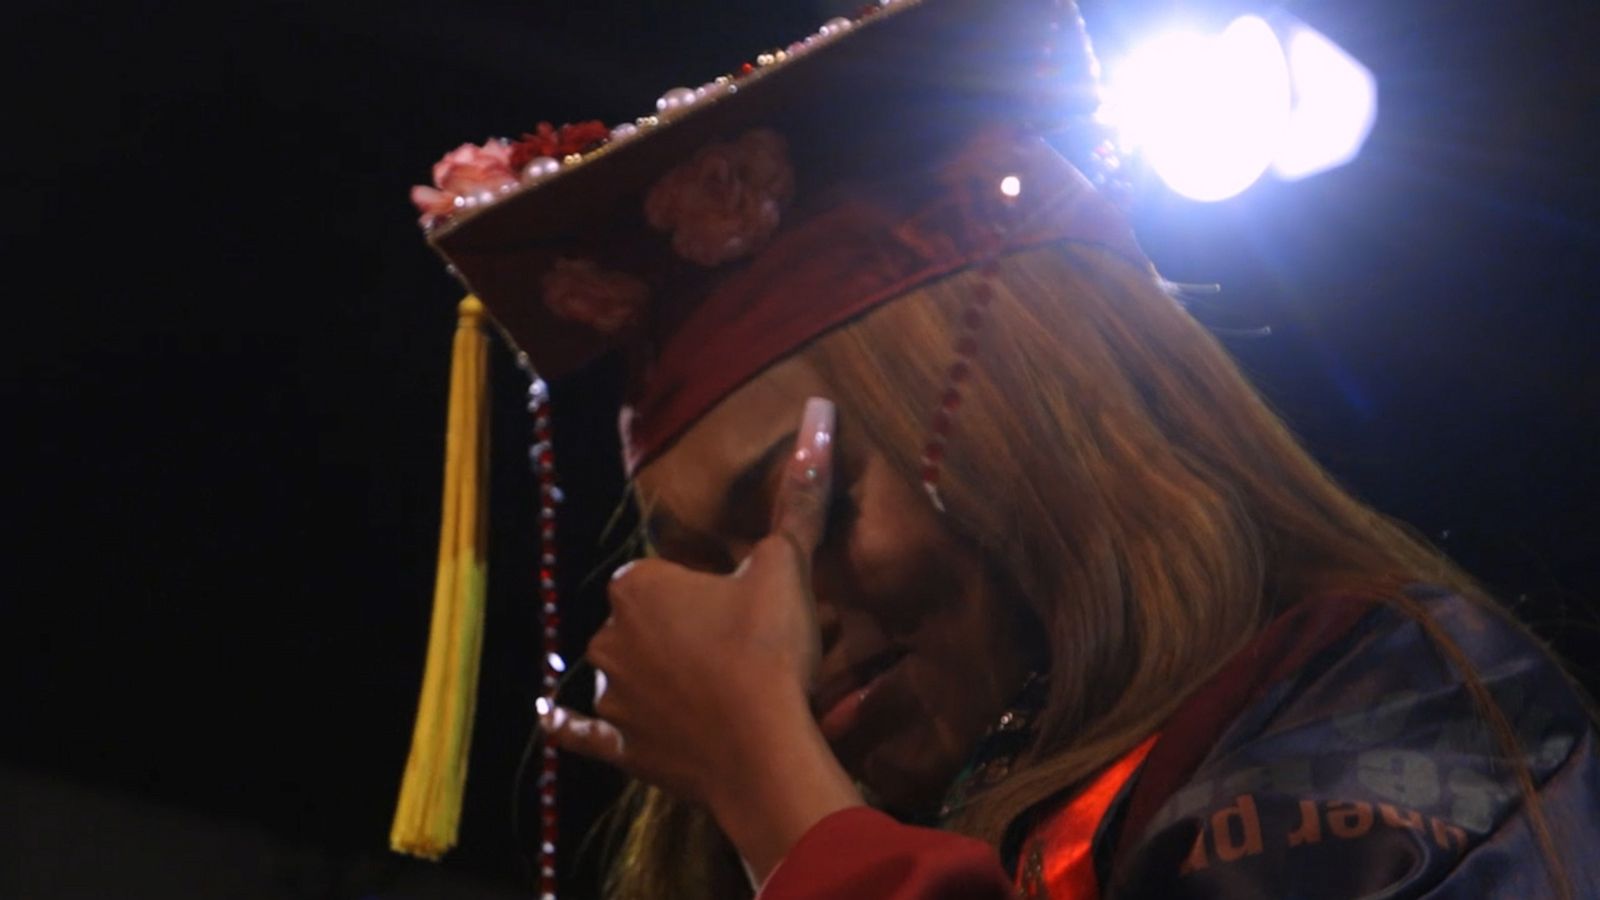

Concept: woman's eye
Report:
left=822, top=483, right=858, bottom=546
left=678, top=548, right=740, bottom=575
left=647, top=527, right=736, bottom=575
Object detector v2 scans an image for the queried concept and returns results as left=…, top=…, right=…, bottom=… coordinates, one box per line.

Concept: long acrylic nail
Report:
left=794, top=397, right=835, bottom=480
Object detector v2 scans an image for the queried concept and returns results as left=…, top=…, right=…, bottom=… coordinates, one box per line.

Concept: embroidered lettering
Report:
left=1446, top=766, right=1509, bottom=832
left=1379, top=804, right=1425, bottom=831
left=1431, top=817, right=1468, bottom=851
left=1357, top=749, right=1440, bottom=806
left=1213, top=794, right=1264, bottom=861
left=1327, top=801, right=1375, bottom=838
left=1179, top=828, right=1209, bottom=874
left=1287, top=799, right=1323, bottom=847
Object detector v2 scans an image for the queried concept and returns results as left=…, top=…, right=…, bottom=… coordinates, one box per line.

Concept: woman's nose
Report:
left=815, top=593, right=841, bottom=641
left=810, top=565, right=844, bottom=652
left=728, top=540, right=757, bottom=567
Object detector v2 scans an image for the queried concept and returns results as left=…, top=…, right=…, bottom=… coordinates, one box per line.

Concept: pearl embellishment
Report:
left=656, top=86, right=697, bottom=116
left=418, top=0, right=934, bottom=243
left=695, top=80, right=730, bottom=102
left=819, top=16, right=853, bottom=37
left=522, top=156, right=561, bottom=181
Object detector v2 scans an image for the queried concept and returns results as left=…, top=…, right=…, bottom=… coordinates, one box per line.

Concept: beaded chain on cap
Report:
left=521, top=361, right=563, bottom=900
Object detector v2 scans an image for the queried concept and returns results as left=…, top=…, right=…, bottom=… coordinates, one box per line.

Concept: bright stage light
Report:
left=1102, top=15, right=1377, bottom=201
left=1104, top=16, right=1289, bottom=202
left=1272, top=25, right=1378, bottom=180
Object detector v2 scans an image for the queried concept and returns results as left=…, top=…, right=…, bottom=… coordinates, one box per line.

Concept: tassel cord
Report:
left=391, top=296, right=491, bottom=860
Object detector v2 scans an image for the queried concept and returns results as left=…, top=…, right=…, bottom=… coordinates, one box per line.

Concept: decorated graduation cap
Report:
left=391, top=0, right=1151, bottom=887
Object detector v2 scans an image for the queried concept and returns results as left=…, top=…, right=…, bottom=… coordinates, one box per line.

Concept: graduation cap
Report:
left=390, top=0, right=1150, bottom=877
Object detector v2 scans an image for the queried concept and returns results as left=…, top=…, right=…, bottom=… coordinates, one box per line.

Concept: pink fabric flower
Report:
left=410, top=186, right=456, bottom=228
left=433, top=140, right=517, bottom=195
left=410, top=140, right=519, bottom=227
left=644, top=129, right=796, bottom=267
left=541, top=258, right=650, bottom=334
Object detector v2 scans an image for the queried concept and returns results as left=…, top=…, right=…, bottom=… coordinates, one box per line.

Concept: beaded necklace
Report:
left=934, top=672, right=1048, bottom=825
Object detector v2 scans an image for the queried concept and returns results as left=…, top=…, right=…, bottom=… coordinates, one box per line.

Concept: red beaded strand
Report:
left=919, top=204, right=1016, bottom=511
left=919, top=0, right=1075, bottom=513
left=524, top=368, right=563, bottom=900
left=919, top=275, right=995, bottom=511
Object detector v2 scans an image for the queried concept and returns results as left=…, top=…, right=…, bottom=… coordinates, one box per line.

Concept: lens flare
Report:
left=1273, top=25, right=1378, bottom=180
left=1103, top=15, right=1375, bottom=201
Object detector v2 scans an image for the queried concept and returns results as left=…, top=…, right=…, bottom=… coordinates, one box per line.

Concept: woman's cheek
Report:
left=852, top=658, right=969, bottom=809
left=843, top=520, right=966, bottom=626
left=838, top=462, right=949, bottom=591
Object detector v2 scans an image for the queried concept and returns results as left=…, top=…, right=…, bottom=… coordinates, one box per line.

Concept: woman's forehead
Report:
left=636, top=357, right=825, bottom=521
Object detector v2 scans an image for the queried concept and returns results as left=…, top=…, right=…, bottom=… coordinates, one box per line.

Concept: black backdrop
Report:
left=4, top=0, right=1598, bottom=897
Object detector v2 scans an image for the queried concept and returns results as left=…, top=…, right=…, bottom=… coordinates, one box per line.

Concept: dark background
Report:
left=3, top=0, right=1597, bottom=897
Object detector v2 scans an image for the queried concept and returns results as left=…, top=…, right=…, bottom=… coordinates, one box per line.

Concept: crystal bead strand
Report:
left=521, top=361, right=563, bottom=900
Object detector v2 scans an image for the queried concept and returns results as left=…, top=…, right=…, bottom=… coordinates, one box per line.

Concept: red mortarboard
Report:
left=422, top=0, right=1149, bottom=472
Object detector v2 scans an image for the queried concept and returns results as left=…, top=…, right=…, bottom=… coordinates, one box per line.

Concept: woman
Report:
left=400, top=0, right=1600, bottom=895
left=556, top=247, right=1600, bottom=899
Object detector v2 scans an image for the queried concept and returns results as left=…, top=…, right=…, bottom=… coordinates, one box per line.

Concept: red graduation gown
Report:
left=760, top=737, right=1158, bottom=899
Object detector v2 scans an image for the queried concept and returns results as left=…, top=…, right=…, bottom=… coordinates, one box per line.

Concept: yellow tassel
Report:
left=391, top=296, right=491, bottom=860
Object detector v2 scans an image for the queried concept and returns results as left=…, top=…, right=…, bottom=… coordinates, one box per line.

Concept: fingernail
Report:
left=537, top=699, right=567, bottom=732
left=794, top=397, right=835, bottom=474
left=611, top=560, right=637, bottom=581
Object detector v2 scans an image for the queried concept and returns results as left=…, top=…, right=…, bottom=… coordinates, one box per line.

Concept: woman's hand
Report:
left=541, top=397, right=863, bottom=881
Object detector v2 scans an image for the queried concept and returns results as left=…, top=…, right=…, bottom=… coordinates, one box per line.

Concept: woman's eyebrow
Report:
left=642, top=429, right=796, bottom=548
left=643, top=509, right=699, bottom=553
left=719, top=429, right=797, bottom=532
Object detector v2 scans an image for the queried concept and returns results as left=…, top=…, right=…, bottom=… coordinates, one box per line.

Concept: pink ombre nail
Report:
left=794, top=397, right=835, bottom=475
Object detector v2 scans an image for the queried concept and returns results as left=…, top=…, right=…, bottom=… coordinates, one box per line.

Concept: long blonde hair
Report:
left=602, top=244, right=1559, bottom=898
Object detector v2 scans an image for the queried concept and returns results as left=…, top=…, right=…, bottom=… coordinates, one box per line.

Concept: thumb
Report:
left=767, top=397, right=836, bottom=562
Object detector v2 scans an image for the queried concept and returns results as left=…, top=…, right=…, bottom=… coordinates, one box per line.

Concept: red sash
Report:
left=1015, top=735, right=1159, bottom=899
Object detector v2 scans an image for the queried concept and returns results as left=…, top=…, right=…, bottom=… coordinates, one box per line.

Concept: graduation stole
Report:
left=1015, top=734, right=1160, bottom=899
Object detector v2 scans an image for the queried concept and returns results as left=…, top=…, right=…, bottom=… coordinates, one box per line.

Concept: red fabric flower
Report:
left=509, top=121, right=611, bottom=171
left=644, top=129, right=796, bottom=267
left=541, top=258, right=650, bottom=334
